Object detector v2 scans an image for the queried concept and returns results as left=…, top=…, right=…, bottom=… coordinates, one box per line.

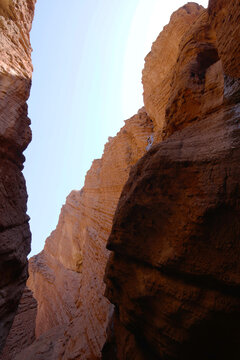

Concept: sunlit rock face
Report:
left=162, top=9, right=224, bottom=138
left=142, top=2, right=203, bottom=141
left=18, top=109, right=153, bottom=359
left=0, top=0, right=35, bottom=351
left=103, top=1, right=240, bottom=359
left=208, top=0, right=240, bottom=80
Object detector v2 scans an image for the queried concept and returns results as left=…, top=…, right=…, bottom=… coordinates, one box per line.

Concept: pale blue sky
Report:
left=24, top=0, right=208, bottom=256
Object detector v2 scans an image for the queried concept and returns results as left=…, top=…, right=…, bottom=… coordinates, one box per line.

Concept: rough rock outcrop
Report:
left=0, top=0, right=35, bottom=351
left=19, top=109, right=153, bottom=359
left=103, top=1, right=240, bottom=359
left=0, top=287, right=37, bottom=360
left=163, top=9, right=223, bottom=138
left=142, top=2, right=203, bottom=141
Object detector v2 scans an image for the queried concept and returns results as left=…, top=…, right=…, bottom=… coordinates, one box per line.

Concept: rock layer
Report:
left=20, top=109, right=153, bottom=359
left=103, top=0, right=240, bottom=359
left=0, top=0, right=35, bottom=351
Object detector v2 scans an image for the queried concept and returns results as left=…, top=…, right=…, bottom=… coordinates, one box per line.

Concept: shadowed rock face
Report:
left=0, top=287, right=37, bottom=360
left=104, top=105, right=240, bottom=359
left=103, top=1, right=240, bottom=359
left=0, top=0, right=35, bottom=351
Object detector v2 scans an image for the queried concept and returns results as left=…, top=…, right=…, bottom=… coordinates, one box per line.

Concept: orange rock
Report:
left=22, top=109, right=153, bottom=359
left=208, top=0, right=240, bottom=79
left=142, top=3, right=203, bottom=141
left=163, top=10, right=224, bottom=138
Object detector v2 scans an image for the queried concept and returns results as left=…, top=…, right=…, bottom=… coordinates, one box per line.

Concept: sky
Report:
left=24, top=0, right=209, bottom=256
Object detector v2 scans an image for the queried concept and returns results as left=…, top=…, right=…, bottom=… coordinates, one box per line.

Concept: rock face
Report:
left=0, top=0, right=35, bottom=351
left=6, top=1, right=240, bottom=359
left=163, top=9, right=223, bottom=138
left=27, top=191, right=84, bottom=339
left=142, top=2, right=203, bottom=141
left=208, top=0, right=240, bottom=79
left=103, top=1, right=240, bottom=359
left=19, top=109, right=153, bottom=359
left=0, top=287, right=37, bottom=360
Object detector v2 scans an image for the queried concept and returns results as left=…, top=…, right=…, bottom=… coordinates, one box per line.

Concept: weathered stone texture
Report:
left=103, top=1, right=240, bottom=359
left=142, top=2, right=203, bottom=141
left=208, top=0, right=240, bottom=79
left=105, top=106, right=240, bottom=359
left=0, top=287, right=37, bottom=360
left=20, top=109, right=153, bottom=359
left=6, top=1, right=240, bottom=359
left=163, top=10, right=224, bottom=138
left=0, top=0, right=35, bottom=351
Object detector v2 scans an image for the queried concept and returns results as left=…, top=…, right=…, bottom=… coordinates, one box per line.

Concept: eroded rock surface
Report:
left=0, top=287, right=37, bottom=360
left=208, top=0, right=240, bottom=79
left=20, top=109, right=153, bottom=359
left=162, top=9, right=224, bottom=138
left=0, top=0, right=35, bottom=351
left=142, top=2, right=203, bottom=141
left=6, top=1, right=240, bottom=359
left=103, top=1, right=240, bottom=359
left=105, top=107, right=240, bottom=359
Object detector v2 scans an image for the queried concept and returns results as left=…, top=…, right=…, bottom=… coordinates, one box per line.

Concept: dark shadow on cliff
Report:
left=178, top=312, right=240, bottom=360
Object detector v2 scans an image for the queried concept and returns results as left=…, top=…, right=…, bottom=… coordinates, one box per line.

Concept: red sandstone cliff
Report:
left=142, top=2, right=203, bottom=141
left=0, top=0, right=35, bottom=351
left=103, top=0, right=240, bottom=359
left=17, top=109, right=153, bottom=359
left=5, top=1, right=240, bottom=359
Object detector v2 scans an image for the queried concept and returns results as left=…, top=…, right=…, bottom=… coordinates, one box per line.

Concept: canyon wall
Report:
left=103, top=0, right=240, bottom=359
left=5, top=1, right=240, bottom=359
left=0, top=0, right=35, bottom=351
left=142, top=2, right=203, bottom=142
left=14, top=3, right=225, bottom=359
left=17, top=109, right=154, bottom=359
